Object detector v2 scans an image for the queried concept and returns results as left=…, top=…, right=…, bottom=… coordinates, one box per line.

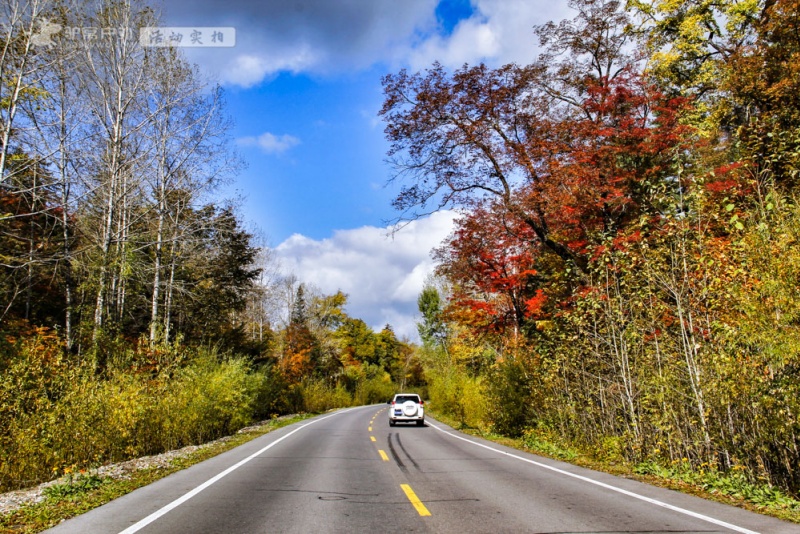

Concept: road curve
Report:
left=46, top=405, right=799, bottom=533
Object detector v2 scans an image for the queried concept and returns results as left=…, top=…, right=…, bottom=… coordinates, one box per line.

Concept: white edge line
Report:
left=118, top=409, right=354, bottom=534
left=427, top=422, right=760, bottom=534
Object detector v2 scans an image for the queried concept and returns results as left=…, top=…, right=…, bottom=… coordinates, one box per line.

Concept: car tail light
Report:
left=420, top=401, right=424, bottom=406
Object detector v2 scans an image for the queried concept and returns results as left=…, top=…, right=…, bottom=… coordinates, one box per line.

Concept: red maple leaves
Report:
left=410, top=68, right=696, bottom=336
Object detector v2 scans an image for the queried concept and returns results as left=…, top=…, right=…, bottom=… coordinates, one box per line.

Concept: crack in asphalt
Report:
left=260, top=489, right=381, bottom=497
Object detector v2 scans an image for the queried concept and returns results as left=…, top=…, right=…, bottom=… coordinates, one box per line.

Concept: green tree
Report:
left=417, top=285, right=449, bottom=352
left=178, top=206, right=260, bottom=347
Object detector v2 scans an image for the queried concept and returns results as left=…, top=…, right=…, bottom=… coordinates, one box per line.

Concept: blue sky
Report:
left=226, top=68, right=395, bottom=242
left=163, top=0, right=573, bottom=339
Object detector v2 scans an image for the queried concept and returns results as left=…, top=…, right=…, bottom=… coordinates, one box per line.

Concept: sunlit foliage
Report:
left=390, top=0, right=800, bottom=499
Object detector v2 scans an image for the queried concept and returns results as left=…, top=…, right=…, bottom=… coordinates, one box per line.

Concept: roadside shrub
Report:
left=634, top=459, right=800, bottom=510
left=300, top=379, right=352, bottom=412
left=486, top=357, right=535, bottom=437
left=425, top=367, right=486, bottom=429
left=522, top=428, right=579, bottom=461
left=0, top=333, right=87, bottom=490
left=158, top=351, right=259, bottom=448
left=251, top=364, right=294, bottom=419
left=45, top=373, right=155, bottom=466
left=1, top=331, right=417, bottom=493
left=0, top=340, right=273, bottom=492
left=353, top=372, right=396, bottom=405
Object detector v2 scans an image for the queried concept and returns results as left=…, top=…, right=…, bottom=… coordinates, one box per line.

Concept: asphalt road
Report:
left=46, top=405, right=800, bottom=533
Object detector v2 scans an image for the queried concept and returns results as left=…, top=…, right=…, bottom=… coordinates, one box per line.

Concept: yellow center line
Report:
left=368, top=426, right=372, bottom=432
left=378, top=449, right=389, bottom=461
left=401, top=484, right=431, bottom=516
left=370, top=436, right=376, bottom=442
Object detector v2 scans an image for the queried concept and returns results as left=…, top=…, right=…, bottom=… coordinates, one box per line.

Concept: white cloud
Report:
left=273, top=211, right=458, bottom=341
left=237, top=132, right=301, bottom=154
left=220, top=55, right=273, bottom=88
left=405, top=17, right=500, bottom=69
left=220, top=46, right=319, bottom=87
left=405, top=0, right=573, bottom=70
left=165, top=0, right=438, bottom=87
left=165, top=0, right=574, bottom=88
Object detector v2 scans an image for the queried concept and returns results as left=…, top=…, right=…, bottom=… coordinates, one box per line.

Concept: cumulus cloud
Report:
left=220, top=46, right=319, bottom=87
left=237, top=132, right=301, bottom=154
left=164, top=0, right=438, bottom=87
left=273, top=211, right=458, bottom=341
left=164, top=0, right=573, bottom=87
left=405, top=0, right=573, bottom=70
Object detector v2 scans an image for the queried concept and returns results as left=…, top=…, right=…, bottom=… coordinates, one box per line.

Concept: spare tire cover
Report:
left=402, top=401, right=418, bottom=416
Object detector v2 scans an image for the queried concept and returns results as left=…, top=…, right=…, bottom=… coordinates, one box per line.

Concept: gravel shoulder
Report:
left=0, top=419, right=288, bottom=516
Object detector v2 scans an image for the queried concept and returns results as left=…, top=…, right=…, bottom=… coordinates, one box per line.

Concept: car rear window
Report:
left=395, top=395, right=420, bottom=403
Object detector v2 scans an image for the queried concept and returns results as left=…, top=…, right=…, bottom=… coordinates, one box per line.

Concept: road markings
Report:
left=118, top=409, right=354, bottom=534
left=427, top=422, right=760, bottom=534
left=401, top=484, right=431, bottom=516
left=378, top=449, right=389, bottom=461
left=368, top=426, right=372, bottom=432
left=370, top=436, right=376, bottom=442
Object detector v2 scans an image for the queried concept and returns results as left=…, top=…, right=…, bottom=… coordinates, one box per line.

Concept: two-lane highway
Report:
left=46, top=405, right=800, bottom=533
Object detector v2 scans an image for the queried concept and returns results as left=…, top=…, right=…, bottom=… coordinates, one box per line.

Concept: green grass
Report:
left=633, top=460, right=800, bottom=517
left=41, top=474, right=105, bottom=500
left=0, top=414, right=312, bottom=534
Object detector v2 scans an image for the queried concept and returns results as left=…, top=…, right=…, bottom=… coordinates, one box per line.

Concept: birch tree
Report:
left=0, top=0, right=52, bottom=182
left=75, top=1, right=154, bottom=349
left=142, top=45, right=238, bottom=344
left=20, top=2, right=89, bottom=350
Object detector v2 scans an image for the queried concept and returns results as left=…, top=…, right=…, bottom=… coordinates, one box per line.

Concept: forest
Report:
left=0, top=0, right=422, bottom=493
left=382, top=0, right=800, bottom=503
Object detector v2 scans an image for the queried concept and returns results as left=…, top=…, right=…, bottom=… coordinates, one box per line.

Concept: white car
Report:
left=388, top=393, right=425, bottom=426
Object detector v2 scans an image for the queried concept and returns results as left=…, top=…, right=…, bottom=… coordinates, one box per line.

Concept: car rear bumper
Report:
left=389, top=412, right=425, bottom=422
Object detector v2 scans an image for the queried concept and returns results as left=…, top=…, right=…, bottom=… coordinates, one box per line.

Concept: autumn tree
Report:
left=435, top=203, right=540, bottom=339
left=379, top=0, right=800, bottom=499
left=280, top=284, right=319, bottom=381
left=54, top=1, right=162, bottom=350
left=725, top=0, right=800, bottom=188
left=381, top=0, right=692, bottom=277
left=306, top=290, right=347, bottom=377
left=18, top=2, right=89, bottom=350
left=336, top=317, right=377, bottom=367
left=0, top=153, right=64, bottom=325
left=0, top=0, right=54, bottom=182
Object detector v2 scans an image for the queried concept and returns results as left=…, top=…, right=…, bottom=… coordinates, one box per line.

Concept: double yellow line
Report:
left=372, top=409, right=431, bottom=517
